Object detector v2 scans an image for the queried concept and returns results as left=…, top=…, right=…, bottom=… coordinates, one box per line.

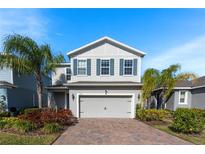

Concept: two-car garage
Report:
left=79, top=95, right=134, bottom=118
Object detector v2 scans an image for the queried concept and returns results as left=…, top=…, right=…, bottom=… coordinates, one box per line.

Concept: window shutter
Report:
left=73, top=59, right=77, bottom=76
left=110, top=59, right=114, bottom=76
left=96, top=59, right=101, bottom=76
left=87, top=59, right=91, bottom=76
left=119, top=59, right=124, bottom=76
left=133, top=59, right=138, bottom=76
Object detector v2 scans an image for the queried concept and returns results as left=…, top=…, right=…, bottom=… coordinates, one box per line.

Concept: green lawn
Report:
left=0, top=132, right=59, bottom=145
left=153, top=124, right=205, bottom=145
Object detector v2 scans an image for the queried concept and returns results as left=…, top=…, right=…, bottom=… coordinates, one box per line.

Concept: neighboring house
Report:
left=148, top=76, right=205, bottom=110
left=0, top=66, right=51, bottom=110
left=46, top=36, right=146, bottom=118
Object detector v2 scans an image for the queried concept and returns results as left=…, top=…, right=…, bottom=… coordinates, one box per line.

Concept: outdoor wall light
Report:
left=72, top=94, right=75, bottom=101
left=138, top=93, right=141, bottom=100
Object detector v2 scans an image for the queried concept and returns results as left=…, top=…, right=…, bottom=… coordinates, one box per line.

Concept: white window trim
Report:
left=77, top=59, right=87, bottom=76
left=100, top=59, right=110, bottom=76
left=178, top=91, right=188, bottom=105
left=123, top=58, right=134, bottom=76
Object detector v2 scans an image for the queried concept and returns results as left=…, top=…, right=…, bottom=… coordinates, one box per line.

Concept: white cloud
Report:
left=143, top=35, right=205, bottom=76
left=0, top=9, right=49, bottom=49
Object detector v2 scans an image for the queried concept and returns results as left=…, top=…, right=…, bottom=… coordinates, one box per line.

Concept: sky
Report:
left=0, top=8, right=205, bottom=76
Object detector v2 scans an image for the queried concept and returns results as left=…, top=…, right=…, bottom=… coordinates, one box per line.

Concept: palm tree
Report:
left=142, top=64, right=197, bottom=109
left=142, top=68, right=160, bottom=108
left=159, top=64, right=196, bottom=108
left=0, top=34, right=65, bottom=108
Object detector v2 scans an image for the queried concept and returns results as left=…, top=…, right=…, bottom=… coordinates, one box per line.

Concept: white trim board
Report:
left=76, top=93, right=135, bottom=118
left=67, top=36, right=146, bottom=57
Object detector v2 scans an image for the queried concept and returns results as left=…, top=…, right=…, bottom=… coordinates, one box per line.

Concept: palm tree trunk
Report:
left=36, top=73, right=43, bottom=108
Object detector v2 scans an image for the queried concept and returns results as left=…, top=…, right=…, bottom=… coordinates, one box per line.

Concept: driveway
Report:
left=53, top=119, right=192, bottom=145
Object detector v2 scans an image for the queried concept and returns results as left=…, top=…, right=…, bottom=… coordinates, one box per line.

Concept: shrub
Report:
left=41, top=109, right=77, bottom=126
left=19, top=108, right=77, bottom=128
left=18, top=109, right=43, bottom=128
left=170, top=108, right=205, bottom=134
left=0, top=111, right=10, bottom=117
left=13, top=120, right=36, bottom=133
left=0, top=120, right=7, bottom=129
left=136, top=109, right=171, bottom=121
left=42, top=123, right=61, bottom=134
left=0, top=117, right=20, bottom=129
left=23, top=107, right=42, bottom=115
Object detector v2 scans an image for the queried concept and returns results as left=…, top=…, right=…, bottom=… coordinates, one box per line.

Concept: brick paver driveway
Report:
left=54, top=119, right=191, bottom=145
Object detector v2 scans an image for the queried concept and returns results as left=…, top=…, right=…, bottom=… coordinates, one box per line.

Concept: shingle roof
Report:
left=175, top=80, right=193, bottom=87
left=192, top=76, right=205, bottom=87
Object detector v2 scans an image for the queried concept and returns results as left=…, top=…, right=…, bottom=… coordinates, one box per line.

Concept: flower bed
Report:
left=0, top=108, right=78, bottom=135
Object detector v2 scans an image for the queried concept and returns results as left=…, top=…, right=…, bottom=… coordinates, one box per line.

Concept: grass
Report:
left=0, top=132, right=59, bottom=145
left=153, top=123, right=205, bottom=145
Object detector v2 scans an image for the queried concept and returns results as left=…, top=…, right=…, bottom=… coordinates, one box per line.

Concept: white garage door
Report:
left=79, top=95, right=132, bottom=118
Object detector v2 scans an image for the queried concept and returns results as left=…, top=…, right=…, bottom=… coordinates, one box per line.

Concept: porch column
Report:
left=64, top=92, right=67, bottom=109
left=47, top=91, right=52, bottom=108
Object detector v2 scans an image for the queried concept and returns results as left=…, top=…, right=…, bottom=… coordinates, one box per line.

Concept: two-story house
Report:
left=46, top=37, right=146, bottom=118
left=0, top=66, right=51, bottom=110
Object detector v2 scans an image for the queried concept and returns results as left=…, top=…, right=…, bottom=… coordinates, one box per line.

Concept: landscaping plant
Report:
left=42, top=123, right=61, bottom=134
left=170, top=108, right=205, bottom=134
left=136, top=109, right=171, bottom=121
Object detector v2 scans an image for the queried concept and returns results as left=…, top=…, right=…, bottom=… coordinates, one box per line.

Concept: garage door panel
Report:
left=79, top=96, right=132, bottom=118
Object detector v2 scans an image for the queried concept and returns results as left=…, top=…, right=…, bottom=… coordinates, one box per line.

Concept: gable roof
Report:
left=67, top=36, right=146, bottom=57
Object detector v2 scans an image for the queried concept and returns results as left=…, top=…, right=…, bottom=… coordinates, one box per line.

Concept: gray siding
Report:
left=165, top=92, right=175, bottom=110
left=0, top=67, right=13, bottom=83
left=53, top=92, right=65, bottom=109
left=7, top=88, right=37, bottom=109
left=191, top=87, right=205, bottom=109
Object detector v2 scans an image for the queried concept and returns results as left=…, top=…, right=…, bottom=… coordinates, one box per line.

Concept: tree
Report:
left=0, top=34, right=65, bottom=108
left=142, top=68, right=160, bottom=108
left=159, top=64, right=196, bottom=108
left=142, top=64, right=197, bottom=109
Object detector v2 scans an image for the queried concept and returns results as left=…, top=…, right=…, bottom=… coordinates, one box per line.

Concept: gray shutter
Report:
left=110, top=59, right=114, bottom=75
left=96, top=59, right=101, bottom=76
left=133, top=59, right=138, bottom=76
left=87, top=59, right=91, bottom=76
left=73, top=59, right=77, bottom=76
left=119, top=59, right=124, bottom=76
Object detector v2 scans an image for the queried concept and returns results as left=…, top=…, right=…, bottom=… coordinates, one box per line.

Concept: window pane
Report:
left=77, top=60, right=87, bottom=75
left=101, top=68, right=109, bottom=75
left=124, top=60, right=132, bottom=67
left=124, top=68, right=132, bottom=75
left=101, top=60, right=110, bottom=67
left=78, top=68, right=86, bottom=75
left=180, top=91, right=186, bottom=103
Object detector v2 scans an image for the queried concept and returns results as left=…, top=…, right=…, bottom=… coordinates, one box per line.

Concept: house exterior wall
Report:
left=7, top=88, right=37, bottom=109
left=0, top=67, right=13, bottom=83
left=191, top=87, right=205, bottom=109
left=173, top=90, right=192, bottom=110
left=68, top=86, right=141, bottom=117
left=52, top=66, right=67, bottom=85
left=165, top=92, right=175, bottom=110
left=69, top=43, right=142, bottom=83
left=0, top=88, right=8, bottom=108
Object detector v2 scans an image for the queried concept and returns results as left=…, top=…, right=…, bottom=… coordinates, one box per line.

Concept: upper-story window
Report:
left=77, top=59, right=87, bottom=75
left=124, top=59, right=133, bottom=75
left=179, top=91, right=188, bottom=104
left=101, top=59, right=110, bottom=75
left=66, top=68, right=71, bottom=80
